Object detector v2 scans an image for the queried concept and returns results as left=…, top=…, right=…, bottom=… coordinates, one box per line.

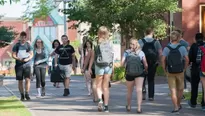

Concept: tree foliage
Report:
left=0, top=26, right=17, bottom=48
left=66, top=0, right=180, bottom=40
left=22, top=0, right=55, bottom=21
left=0, top=0, right=19, bottom=5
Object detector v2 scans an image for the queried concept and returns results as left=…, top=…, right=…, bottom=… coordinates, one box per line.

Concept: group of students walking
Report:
left=11, top=26, right=205, bottom=114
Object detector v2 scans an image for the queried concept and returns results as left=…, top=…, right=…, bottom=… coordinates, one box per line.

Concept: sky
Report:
left=0, top=0, right=64, bottom=18
left=0, top=0, right=27, bottom=18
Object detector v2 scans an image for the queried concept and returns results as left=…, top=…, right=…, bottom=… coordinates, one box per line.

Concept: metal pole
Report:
left=63, top=0, right=67, bottom=35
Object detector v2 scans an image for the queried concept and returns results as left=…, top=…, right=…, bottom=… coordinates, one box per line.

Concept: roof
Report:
left=49, top=8, right=64, bottom=25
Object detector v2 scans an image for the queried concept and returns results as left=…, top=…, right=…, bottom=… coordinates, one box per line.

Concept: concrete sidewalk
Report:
left=0, top=85, right=12, bottom=97
left=4, top=76, right=205, bottom=116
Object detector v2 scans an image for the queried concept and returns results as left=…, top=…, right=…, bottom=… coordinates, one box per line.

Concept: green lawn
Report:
left=0, top=96, right=32, bottom=116
left=184, top=92, right=203, bottom=104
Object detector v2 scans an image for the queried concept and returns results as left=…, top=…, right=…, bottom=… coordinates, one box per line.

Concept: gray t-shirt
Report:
left=168, top=39, right=189, bottom=50
left=162, top=43, right=188, bottom=57
left=12, top=42, right=32, bottom=66
left=138, top=38, right=162, bottom=50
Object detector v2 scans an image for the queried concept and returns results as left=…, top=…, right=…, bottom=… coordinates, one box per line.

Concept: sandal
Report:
left=137, top=109, right=142, bottom=114
left=126, top=105, right=131, bottom=112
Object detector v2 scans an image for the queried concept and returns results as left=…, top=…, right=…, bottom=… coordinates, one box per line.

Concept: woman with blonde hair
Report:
left=33, top=39, right=49, bottom=98
left=90, top=26, right=114, bottom=112
left=121, top=38, right=148, bottom=113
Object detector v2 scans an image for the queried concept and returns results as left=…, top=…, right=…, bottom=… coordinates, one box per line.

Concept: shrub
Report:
left=156, top=65, right=165, bottom=76
left=112, top=67, right=125, bottom=81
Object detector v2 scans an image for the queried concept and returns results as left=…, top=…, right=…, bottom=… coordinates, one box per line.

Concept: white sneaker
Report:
left=36, top=94, right=41, bottom=98
left=98, top=100, right=103, bottom=112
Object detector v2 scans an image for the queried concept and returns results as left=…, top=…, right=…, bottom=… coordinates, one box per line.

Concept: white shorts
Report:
left=58, top=64, right=72, bottom=77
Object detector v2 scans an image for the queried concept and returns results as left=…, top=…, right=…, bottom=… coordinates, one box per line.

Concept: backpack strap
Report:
left=16, top=42, right=20, bottom=53
left=142, top=38, right=146, bottom=44
left=167, top=45, right=182, bottom=51
left=200, top=46, right=205, bottom=54
left=16, top=42, right=30, bottom=53
left=142, top=38, right=156, bottom=44
left=151, top=39, right=156, bottom=44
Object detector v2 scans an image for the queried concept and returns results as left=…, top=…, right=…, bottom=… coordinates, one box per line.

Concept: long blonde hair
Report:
left=130, top=38, right=141, bottom=51
left=97, top=26, right=110, bottom=40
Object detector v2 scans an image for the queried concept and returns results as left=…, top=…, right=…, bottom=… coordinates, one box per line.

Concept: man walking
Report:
left=12, top=31, right=33, bottom=101
left=55, top=35, right=76, bottom=96
left=188, top=33, right=205, bottom=110
left=138, top=28, right=162, bottom=101
left=162, top=31, right=189, bottom=114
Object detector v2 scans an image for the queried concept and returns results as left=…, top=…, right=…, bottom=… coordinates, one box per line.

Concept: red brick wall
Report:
left=182, top=0, right=200, bottom=44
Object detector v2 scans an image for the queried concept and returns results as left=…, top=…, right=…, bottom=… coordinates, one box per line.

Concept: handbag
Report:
left=50, top=66, right=65, bottom=82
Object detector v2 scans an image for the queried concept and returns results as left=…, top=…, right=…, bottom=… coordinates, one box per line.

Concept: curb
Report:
left=4, top=85, right=36, bottom=116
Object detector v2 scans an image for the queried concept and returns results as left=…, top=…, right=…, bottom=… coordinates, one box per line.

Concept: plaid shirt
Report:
left=196, top=45, right=205, bottom=64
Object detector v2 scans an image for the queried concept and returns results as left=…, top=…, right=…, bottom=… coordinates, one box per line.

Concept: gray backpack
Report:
left=125, top=50, right=144, bottom=76
left=95, top=40, right=114, bottom=67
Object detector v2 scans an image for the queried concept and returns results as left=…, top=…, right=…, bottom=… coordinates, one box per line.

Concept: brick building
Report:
left=170, top=0, right=205, bottom=44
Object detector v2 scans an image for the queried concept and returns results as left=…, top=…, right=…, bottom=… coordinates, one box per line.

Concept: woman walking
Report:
left=91, top=26, right=114, bottom=112
left=81, top=40, right=97, bottom=100
left=121, top=38, right=148, bottom=113
left=33, top=39, right=49, bottom=97
left=50, top=40, right=61, bottom=88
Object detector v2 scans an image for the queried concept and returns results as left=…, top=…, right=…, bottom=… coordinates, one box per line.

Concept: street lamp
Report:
left=54, top=0, right=72, bottom=35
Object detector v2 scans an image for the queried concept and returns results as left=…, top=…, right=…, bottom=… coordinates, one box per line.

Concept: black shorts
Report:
left=15, top=65, right=31, bottom=80
left=91, top=68, right=96, bottom=79
left=125, top=73, right=145, bottom=81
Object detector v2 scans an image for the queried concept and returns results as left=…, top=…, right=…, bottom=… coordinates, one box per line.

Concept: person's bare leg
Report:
left=64, top=78, right=70, bottom=89
left=135, top=77, right=144, bottom=112
left=170, top=88, right=178, bottom=110
left=177, top=89, right=184, bottom=107
left=56, top=82, right=60, bottom=88
left=18, top=80, right=24, bottom=93
left=96, top=75, right=103, bottom=111
left=96, top=75, right=103, bottom=99
left=126, top=80, right=134, bottom=110
left=92, top=78, right=98, bottom=101
left=85, top=71, right=92, bottom=95
left=25, top=78, right=30, bottom=93
left=102, top=74, right=111, bottom=106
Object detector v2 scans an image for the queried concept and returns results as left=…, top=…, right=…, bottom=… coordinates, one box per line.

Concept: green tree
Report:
left=22, top=0, right=55, bottom=21
left=65, top=0, right=180, bottom=45
left=0, top=0, right=19, bottom=5
left=0, top=26, right=17, bottom=48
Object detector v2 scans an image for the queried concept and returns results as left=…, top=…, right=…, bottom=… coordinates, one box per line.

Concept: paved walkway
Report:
left=3, top=76, right=205, bottom=116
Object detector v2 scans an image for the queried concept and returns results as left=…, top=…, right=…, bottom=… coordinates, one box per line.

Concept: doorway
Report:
left=200, top=5, right=205, bottom=35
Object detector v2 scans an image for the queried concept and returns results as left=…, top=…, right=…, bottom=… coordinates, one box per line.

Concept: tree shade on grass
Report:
left=184, top=92, right=203, bottom=104
left=0, top=96, right=32, bottom=116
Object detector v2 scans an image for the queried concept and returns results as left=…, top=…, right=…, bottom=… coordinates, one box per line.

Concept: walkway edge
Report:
left=4, top=85, right=36, bottom=116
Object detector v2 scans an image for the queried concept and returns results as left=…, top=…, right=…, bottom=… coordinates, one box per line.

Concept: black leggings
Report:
left=34, top=67, right=46, bottom=88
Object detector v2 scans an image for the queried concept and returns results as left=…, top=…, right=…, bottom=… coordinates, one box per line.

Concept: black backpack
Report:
left=15, top=42, right=30, bottom=53
left=167, top=45, right=184, bottom=73
left=142, top=39, right=158, bottom=65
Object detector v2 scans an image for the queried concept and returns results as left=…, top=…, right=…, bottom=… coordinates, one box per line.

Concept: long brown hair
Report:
left=34, top=38, right=45, bottom=49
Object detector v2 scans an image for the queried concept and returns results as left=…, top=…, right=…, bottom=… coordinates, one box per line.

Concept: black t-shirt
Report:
left=55, top=44, right=75, bottom=65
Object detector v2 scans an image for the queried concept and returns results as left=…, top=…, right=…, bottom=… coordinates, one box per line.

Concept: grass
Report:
left=183, top=92, right=203, bottom=104
left=156, top=65, right=165, bottom=76
left=0, top=96, right=32, bottom=116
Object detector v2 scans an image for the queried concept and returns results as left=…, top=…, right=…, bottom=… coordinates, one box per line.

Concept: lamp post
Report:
left=54, top=0, right=71, bottom=35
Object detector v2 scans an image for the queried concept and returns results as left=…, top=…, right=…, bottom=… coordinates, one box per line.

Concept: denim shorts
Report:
left=95, top=65, right=112, bottom=75
left=200, top=71, right=205, bottom=78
